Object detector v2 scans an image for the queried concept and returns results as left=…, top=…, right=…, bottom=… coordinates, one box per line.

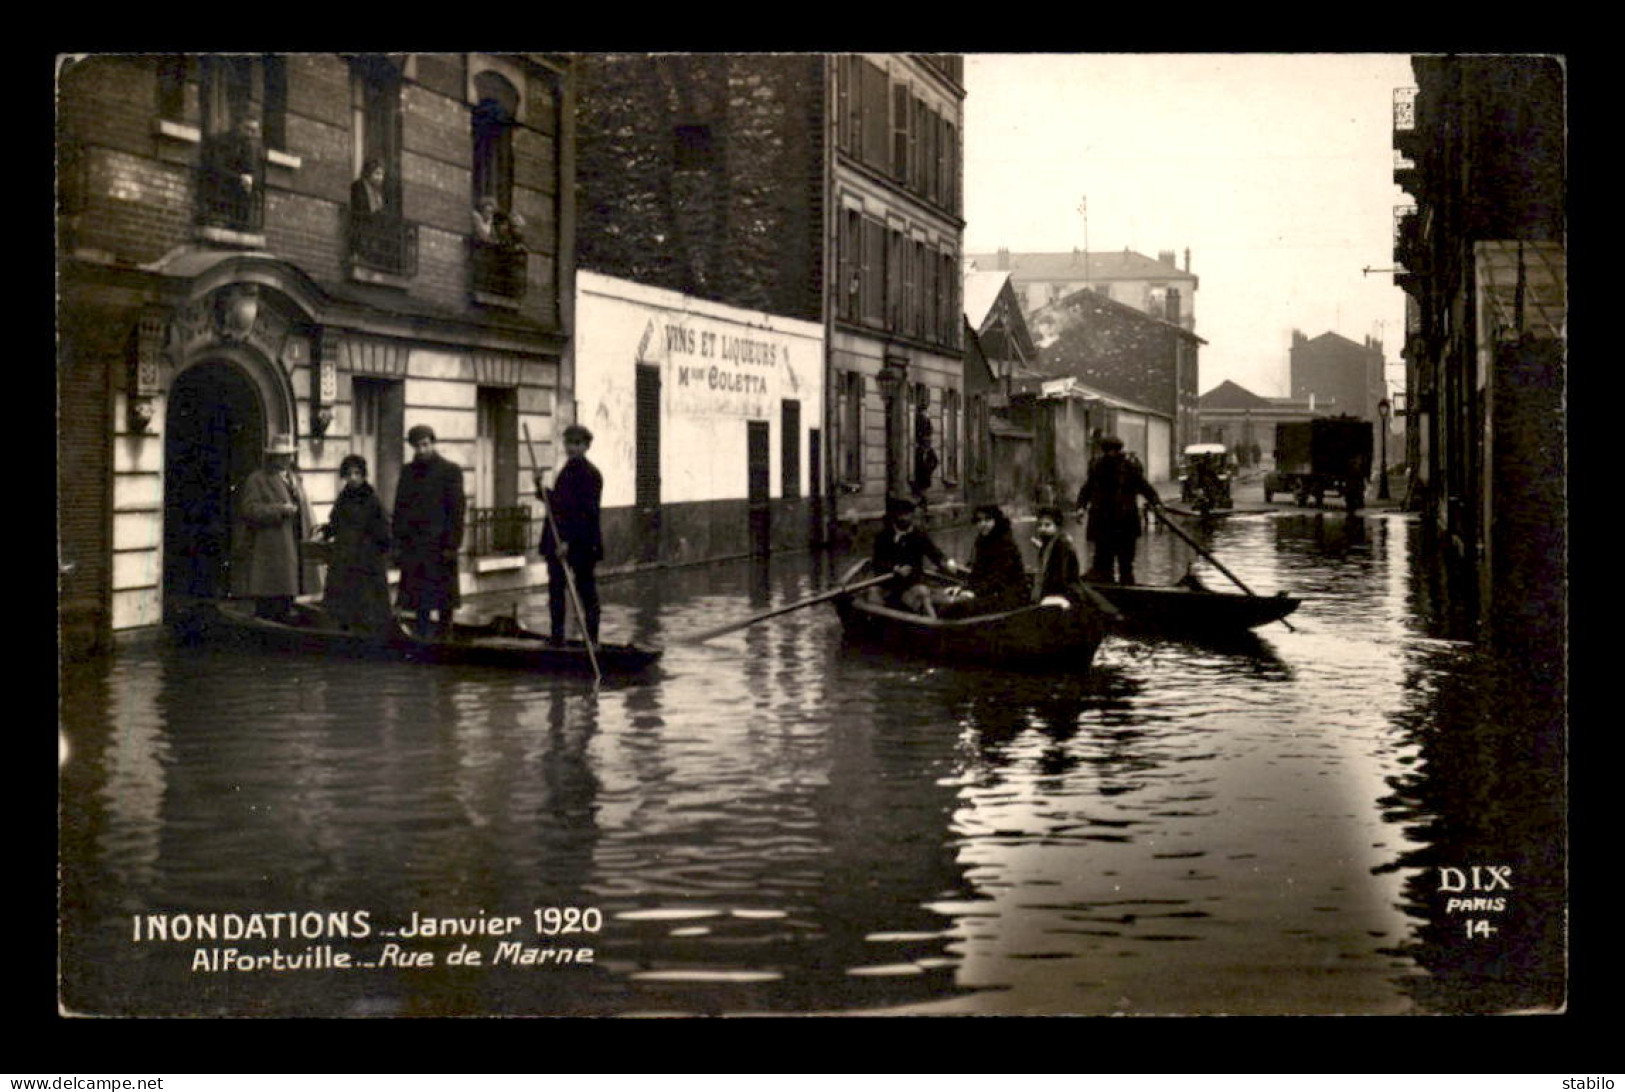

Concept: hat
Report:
left=264, top=434, right=297, bottom=456
left=407, top=424, right=437, bottom=444
left=1100, top=435, right=1125, bottom=450
left=886, top=496, right=917, bottom=517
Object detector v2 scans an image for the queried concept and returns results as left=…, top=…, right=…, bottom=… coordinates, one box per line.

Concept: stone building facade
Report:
left=58, top=53, right=575, bottom=655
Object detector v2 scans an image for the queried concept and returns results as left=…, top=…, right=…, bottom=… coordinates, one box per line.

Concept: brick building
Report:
left=1025, top=287, right=1203, bottom=483
left=1288, top=329, right=1387, bottom=424
left=1390, top=56, right=1565, bottom=659
left=58, top=53, right=575, bottom=655
left=574, top=53, right=966, bottom=544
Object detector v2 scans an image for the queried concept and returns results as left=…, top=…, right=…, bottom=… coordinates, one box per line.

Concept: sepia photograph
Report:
left=55, top=51, right=1566, bottom=1020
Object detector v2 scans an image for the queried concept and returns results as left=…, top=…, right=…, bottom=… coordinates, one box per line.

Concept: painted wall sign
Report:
left=643, top=317, right=802, bottom=420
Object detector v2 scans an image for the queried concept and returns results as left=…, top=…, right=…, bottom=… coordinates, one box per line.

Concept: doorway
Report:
left=163, top=361, right=265, bottom=613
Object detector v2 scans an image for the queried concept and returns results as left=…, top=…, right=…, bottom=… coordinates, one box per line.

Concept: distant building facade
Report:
left=58, top=53, right=575, bottom=655
left=965, top=248, right=1198, bottom=332
left=1197, top=379, right=1319, bottom=463
left=1288, top=329, right=1387, bottom=424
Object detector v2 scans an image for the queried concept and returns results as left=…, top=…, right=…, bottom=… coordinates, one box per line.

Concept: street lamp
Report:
left=1377, top=398, right=1391, bottom=500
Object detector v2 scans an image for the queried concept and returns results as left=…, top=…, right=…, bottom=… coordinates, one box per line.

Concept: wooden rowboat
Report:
left=192, top=599, right=662, bottom=676
left=1083, top=579, right=1300, bottom=634
left=831, top=561, right=1108, bottom=671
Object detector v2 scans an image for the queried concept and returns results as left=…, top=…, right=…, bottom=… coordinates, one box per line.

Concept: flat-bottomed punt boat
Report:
left=188, top=599, right=662, bottom=676
left=832, top=561, right=1108, bottom=671
left=1083, top=579, right=1300, bottom=634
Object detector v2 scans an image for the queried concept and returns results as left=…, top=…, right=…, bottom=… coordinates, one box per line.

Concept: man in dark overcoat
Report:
left=535, top=423, right=604, bottom=644
left=392, top=424, right=466, bottom=637
left=237, top=434, right=314, bottom=621
left=1074, top=435, right=1163, bottom=585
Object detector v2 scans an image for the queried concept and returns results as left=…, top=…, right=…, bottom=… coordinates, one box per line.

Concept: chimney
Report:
left=1184, top=247, right=1191, bottom=273
left=1158, top=249, right=1175, bottom=268
left=996, top=247, right=1010, bottom=271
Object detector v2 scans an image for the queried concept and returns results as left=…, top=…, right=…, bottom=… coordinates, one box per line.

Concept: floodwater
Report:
left=58, top=506, right=1565, bottom=1017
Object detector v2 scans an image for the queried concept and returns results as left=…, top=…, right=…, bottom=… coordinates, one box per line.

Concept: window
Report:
left=943, top=388, right=960, bottom=480
left=781, top=400, right=801, bottom=499
left=472, top=70, right=521, bottom=214
left=892, top=82, right=909, bottom=184
left=196, top=56, right=266, bottom=233
left=921, top=242, right=938, bottom=344
left=860, top=59, right=889, bottom=169
left=673, top=123, right=714, bottom=172
left=861, top=216, right=886, bottom=326
left=156, top=55, right=192, bottom=122
left=838, top=207, right=861, bottom=322
left=349, top=55, right=414, bottom=276
left=836, top=371, right=865, bottom=484
left=471, top=387, right=525, bottom=556
left=886, top=226, right=904, bottom=329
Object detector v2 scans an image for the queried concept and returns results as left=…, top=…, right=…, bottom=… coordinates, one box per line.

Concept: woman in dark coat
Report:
left=319, top=454, right=398, bottom=635
left=964, top=504, right=1030, bottom=614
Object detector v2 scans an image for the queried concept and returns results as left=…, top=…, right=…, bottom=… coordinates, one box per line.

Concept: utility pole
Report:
left=1078, top=196, right=1089, bottom=289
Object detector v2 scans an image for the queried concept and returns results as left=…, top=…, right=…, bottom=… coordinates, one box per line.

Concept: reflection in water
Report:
left=59, top=510, right=1563, bottom=1015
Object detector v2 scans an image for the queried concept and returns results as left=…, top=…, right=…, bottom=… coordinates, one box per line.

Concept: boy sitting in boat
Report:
left=1032, top=505, right=1085, bottom=610
left=870, top=496, right=959, bottom=617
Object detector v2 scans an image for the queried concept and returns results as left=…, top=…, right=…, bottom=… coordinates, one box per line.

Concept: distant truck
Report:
left=1265, top=416, right=1374, bottom=512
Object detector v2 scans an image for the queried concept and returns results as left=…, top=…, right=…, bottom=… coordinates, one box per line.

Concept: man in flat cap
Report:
left=1074, top=435, right=1163, bottom=585
left=391, top=425, right=466, bottom=638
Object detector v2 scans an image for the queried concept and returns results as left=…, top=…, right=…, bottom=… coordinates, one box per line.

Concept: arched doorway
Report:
left=163, top=361, right=266, bottom=616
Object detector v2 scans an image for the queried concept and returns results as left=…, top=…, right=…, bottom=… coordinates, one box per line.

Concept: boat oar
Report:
left=684, top=574, right=892, bottom=643
left=1151, top=504, right=1296, bottom=632
left=523, top=424, right=602, bottom=686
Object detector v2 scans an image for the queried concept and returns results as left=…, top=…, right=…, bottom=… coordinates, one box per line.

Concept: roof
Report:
left=966, top=249, right=1196, bottom=284
left=1013, top=374, right=1166, bottom=419
left=1199, top=379, right=1277, bottom=410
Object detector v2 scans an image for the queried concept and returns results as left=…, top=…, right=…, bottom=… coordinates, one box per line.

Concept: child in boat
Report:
left=940, top=504, right=1029, bottom=618
left=871, top=496, right=959, bottom=617
left=319, top=454, right=400, bottom=635
left=1031, top=504, right=1085, bottom=609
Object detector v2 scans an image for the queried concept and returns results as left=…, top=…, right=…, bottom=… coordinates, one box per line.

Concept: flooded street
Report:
left=58, top=507, right=1564, bottom=1017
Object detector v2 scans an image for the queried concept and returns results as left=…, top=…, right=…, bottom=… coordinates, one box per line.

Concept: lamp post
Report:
left=1377, top=398, right=1391, bottom=500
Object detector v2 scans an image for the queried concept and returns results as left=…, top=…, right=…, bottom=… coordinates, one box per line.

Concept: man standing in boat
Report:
left=1074, top=435, right=1163, bottom=585
left=871, top=496, right=958, bottom=617
left=237, top=434, right=314, bottom=622
left=534, top=423, right=604, bottom=645
left=392, top=425, right=466, bottom=638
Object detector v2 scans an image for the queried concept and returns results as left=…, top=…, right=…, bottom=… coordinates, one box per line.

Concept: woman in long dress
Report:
left=319, top=454, right=399, bottom=635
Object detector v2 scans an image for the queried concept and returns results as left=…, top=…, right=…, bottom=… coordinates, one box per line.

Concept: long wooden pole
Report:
left=684, top=574, right=892, bottom=644
left=1151, top=505, right=1296, bottom=632
left=523, top=424, right=602, bottom=685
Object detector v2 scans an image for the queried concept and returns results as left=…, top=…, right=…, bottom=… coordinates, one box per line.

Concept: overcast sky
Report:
left=962, top=53, right=1414, bottom=399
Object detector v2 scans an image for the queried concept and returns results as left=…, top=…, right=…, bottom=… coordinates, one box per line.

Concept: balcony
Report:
left=1393, top=86, right=1422, bottom=158
left=1393, top=204, right=1423, bottom=293
left=467, top=506, right=532, bottom=558
left=1394, top=146, right=1419, bottom=196
left=346, top=211, right=418, bottom=285
left=469, top=238, right=529, bottom=305
left=195, top=135, right=265, bottom=243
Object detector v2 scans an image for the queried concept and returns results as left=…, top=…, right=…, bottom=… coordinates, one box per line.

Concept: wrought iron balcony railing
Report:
left=347, top=210, right=419, bottom=278
left=467, top=505, right=532, bottom=557
left=470, top=238, right=529, bottom=300
left=1393, top=86, right=1417, bottom=133
left=196, top=136, right=265, bottom=234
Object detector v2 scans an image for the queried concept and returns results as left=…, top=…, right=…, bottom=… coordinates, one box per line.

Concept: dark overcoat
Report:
left=321, top=482, right=397, bottom=633
left=1033, top=531, right=1084, bottom=604
left=1075, top=453, right=1161, bottom=543
left=539, top=456, right=604, bottom=562
left=237, top=466, right=314, bottom=598
left=967, top=527, right=1030, bottom=613
left=392, top=454, right=466, bottom=612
